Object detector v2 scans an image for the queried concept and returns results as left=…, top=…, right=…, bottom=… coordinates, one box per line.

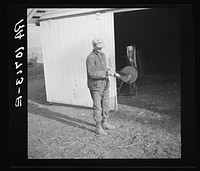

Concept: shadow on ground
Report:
left=28, top=103, right=96, bottom=134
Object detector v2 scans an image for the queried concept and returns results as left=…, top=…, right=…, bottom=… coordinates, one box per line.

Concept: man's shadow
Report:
left=28, top=103, right=96, bottom=134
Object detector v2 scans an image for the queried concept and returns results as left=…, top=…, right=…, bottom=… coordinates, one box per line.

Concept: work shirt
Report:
left=86, top=49, right=109, bottom=90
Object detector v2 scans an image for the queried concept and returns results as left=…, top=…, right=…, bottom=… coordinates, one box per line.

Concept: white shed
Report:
left=28, top=8, right=147, bottom=111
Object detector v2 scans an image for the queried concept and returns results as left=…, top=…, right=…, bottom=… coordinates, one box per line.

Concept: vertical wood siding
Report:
left=40, top=12, right=117, bottom=110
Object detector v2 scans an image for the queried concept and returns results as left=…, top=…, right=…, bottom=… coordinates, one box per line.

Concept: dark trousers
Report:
left=90, top=86, right=110, bottom=123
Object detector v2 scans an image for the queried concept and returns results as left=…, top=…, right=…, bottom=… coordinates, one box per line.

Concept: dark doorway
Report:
left=112, top=8, right=182, bottom=138
left=114, top=8, right=181, bottom=75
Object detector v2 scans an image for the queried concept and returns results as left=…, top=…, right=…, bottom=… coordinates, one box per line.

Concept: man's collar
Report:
left=93, top=49, right=102, bottom=55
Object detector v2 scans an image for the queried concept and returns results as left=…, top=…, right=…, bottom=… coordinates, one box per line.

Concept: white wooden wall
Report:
left=40, top=12, right=117, bottom=110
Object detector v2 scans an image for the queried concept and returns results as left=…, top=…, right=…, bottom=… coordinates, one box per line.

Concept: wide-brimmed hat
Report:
left=92, top=38, right=104, bottom=48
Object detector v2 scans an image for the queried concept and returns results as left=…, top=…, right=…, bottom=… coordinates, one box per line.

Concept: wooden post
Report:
left=133, top=46, right=137, bottom=69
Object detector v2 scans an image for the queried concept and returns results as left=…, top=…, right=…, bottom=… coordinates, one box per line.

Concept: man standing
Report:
left=86, top=38, right=115, bottom=136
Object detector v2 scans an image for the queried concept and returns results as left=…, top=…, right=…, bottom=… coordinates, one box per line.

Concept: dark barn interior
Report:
left=114, top=8, right=181, bottom=75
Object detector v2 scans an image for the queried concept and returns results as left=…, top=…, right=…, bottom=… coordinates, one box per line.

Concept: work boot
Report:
left=102, top=118, right=116, bottom=130
left=96, top=122, right=108, bottom=136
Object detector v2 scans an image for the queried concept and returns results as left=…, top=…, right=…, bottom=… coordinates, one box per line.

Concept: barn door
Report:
left=40, top=12, right=117, bottom=110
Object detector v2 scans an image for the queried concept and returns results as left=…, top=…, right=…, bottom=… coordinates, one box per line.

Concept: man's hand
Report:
left=106, top=68, right=116, bottom=76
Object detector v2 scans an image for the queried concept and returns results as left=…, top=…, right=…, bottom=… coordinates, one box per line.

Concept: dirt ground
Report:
left=28, top=64, right=181, bottom=159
